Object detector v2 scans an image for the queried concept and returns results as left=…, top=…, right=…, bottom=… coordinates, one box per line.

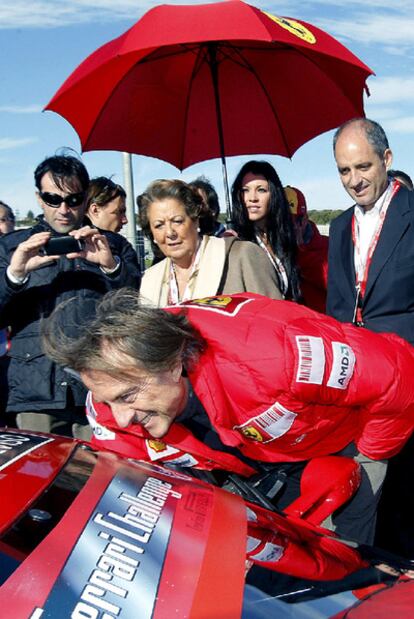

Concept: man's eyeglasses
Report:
left=39, top=191, right=85, bottom=208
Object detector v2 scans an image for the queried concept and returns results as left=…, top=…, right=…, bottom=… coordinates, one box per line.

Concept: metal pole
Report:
left=221, top=159, right=231, bottom=225
left=122, top=152, right=146, bottom=272
left=207, top=44, right=232, bottom=224
left=122, top=152, right=137, bottom=249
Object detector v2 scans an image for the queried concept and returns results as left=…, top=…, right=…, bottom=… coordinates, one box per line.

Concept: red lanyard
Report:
left=255, top=233, right=289, bottom=297
left=351, top=180, right=400, bottom=323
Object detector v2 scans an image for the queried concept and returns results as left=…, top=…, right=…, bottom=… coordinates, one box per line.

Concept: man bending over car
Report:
left=42, top=289, right=414, bottom=544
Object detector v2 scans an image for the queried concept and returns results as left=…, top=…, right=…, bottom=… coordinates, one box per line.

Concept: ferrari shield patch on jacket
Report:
left=145, top=440, right=199, bottom=467
left=179, top=295, right=253, bottom=316
left=235, top=402, right=297, bottom=443
left=146, top=439, right=180, bottom=461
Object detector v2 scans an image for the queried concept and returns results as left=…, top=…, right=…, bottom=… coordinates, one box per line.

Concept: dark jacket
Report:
left=327, top=186, right=414, bottom=344
left=0, top=218, right=141, bottom=413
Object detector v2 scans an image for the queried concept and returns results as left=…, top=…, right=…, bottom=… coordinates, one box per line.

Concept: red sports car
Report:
left=0, top=429, right=412, bottom=618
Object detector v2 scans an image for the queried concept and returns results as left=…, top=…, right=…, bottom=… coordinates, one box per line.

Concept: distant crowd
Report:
left=2, top=116, right=414, bottom=557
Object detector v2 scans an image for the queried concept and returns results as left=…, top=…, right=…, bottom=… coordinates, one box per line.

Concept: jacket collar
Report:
left=33, top=215, right=85, bottom=237
left=364, top=186, right=411, bottom=300
left=336, top=187, right=412, bottom=302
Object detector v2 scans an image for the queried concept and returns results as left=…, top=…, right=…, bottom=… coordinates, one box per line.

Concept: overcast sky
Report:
left=1, top=0, right=414, bottom=218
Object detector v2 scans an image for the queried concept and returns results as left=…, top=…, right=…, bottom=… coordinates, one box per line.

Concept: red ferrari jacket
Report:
left=87, top=294, right=414, bottom=466
left=86, top=391, right=257, bottom=476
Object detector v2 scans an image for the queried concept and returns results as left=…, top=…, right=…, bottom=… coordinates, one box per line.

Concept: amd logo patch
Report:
left=327, top=342, right=355, bottom=389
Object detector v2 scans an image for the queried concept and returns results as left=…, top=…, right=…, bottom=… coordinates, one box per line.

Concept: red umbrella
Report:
left=45, top=0, right=373, bottom=215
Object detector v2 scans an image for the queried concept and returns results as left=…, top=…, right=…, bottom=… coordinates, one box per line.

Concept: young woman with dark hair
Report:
left=231, top=160, right=302, bottom=302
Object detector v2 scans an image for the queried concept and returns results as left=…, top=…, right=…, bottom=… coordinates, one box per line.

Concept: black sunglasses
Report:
left=39, top=191, right=85, bottom=208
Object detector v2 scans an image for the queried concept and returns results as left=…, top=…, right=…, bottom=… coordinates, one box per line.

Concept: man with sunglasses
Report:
left=0, top=154, right=141, bottom=438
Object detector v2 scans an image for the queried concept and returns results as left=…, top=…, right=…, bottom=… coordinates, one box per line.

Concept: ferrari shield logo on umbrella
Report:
left=45, top=0, right=373, bottom=218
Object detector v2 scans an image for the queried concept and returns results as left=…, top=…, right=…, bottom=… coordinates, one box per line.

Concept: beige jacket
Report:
left=140, top=235, right=282, bottom=306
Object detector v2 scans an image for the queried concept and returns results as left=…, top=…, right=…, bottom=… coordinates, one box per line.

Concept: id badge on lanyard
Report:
left=352, top=283, right=361, bottom=325
left=351, top=180, right=400, bottom=325
left=255, top=234, right=289, bottom=297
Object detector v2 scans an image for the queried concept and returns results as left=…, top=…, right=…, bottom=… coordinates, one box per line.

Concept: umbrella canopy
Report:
left=46, top=0, right=373, bottom=170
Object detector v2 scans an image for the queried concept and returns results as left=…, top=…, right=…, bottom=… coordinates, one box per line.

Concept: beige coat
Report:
left=140, top=235, right=282, bottom=306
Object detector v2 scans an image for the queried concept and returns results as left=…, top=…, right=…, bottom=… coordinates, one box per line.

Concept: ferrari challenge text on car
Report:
left=0, top=429, right=413, bottom=619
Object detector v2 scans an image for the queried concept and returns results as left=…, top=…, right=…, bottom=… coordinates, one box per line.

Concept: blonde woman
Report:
left=137, top=179, right=282, bottom=306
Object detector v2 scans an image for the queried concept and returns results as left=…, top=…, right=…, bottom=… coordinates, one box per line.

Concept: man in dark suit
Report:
left=327, top=117, right=414, bottom=554
left=327, top=117, right=414, bottom=343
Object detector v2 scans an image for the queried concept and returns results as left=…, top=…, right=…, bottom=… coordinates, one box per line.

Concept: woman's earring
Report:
left=197, top=227, right=201, bottom=233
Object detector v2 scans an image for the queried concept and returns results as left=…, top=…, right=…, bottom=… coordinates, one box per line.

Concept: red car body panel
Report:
left=0, top=433, right=74, bottom=532
left=0, top=429, right=410, bottom=618
left=331, top=577, right=414, bottom=618
left=0, top=432, right=247, bottom=618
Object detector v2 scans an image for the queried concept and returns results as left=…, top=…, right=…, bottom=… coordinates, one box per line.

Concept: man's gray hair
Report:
left=333, top=118, right=390, bottom=158
left=42, top=289, right=204, bottom=378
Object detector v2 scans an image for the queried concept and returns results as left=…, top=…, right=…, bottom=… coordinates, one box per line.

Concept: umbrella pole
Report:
left=208, top=44, right=232, bottom=225
left=122, top=152, right=137, bottom=248
left=122, top=152, right=145, bottom=272
left=221, top=158, right=232, bottom=226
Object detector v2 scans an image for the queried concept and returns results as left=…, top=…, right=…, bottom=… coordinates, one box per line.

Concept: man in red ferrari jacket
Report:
left=43, top=290, right=414, bottom=544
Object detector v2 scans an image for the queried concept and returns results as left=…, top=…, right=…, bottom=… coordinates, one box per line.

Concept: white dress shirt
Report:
left=353, top=181, right=393, bottom=280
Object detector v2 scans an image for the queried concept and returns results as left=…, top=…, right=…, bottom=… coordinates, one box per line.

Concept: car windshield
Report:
left=0, top=444, right=97, bottom=585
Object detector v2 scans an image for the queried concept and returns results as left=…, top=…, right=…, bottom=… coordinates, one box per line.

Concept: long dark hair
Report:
left=231, top=160, right=302, bottom=301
